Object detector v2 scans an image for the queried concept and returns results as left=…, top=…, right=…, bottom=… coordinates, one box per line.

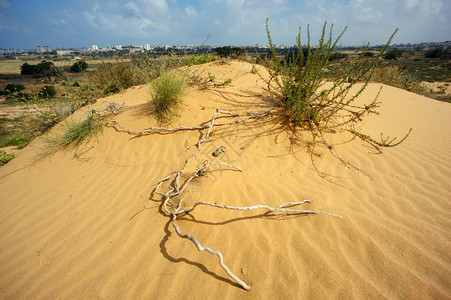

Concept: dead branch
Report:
left=117, top=108, right=340, bottom=290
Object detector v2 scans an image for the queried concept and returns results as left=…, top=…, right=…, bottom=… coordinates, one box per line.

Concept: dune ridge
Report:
left=0, top=61, right=450, bottom=299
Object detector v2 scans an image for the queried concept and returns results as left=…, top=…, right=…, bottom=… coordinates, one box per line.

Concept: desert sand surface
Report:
left=0, top=61, right=450, bottom=299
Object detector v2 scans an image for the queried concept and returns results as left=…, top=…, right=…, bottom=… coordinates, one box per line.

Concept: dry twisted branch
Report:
left=116, top=108, right=341, bottom=290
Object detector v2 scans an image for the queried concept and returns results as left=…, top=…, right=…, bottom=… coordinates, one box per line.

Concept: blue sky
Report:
left=0, top=0, right=450, bottom=49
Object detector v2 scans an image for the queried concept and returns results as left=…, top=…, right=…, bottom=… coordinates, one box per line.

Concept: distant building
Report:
left=91, top=45, right=99, bottom=50
left=114, top=44, right=123, bottom=50
left=36, top=46, right=52, bottom=54
left=56, top=50, right=74, bottom=56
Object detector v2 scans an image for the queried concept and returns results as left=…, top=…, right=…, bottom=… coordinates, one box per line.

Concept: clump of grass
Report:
left=150, top=72, right=186, bottom=122
left=37, top=113, right=103, bottom=160
left=0, top=150, right=15, bottom=166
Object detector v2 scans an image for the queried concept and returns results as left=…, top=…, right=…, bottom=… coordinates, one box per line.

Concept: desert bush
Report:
left=149, top=71, right=186, bottom=122
left=70, top=60, right=88, bottom=72
left=4, top=84, right=26, bottom=93
left=329, top=52, right=348, bottom=61
left=20, top=60, right=61, bottom=77
left=384, top=49, right=402, bottom=60
left=85, top=57, right=160, bottom=97
left=214, top=46, right=246, bottom=58
left=424, top=47, right=451, bottom=59
left=361, top=51, right=375, bottom=57
left=37, top=85, right=56, bottom=99
left=264, top=18, right=397, bottom=129
left=0, top=150, right=14, bottom=166
left=88, top=60, right=140, bottom=95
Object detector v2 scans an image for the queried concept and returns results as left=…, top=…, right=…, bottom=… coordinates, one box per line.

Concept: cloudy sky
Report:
left=0, top=0, right=450, bottom=49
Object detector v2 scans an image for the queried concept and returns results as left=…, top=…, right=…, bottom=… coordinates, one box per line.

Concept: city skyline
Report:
left=1, top=0, right=450, bottom=49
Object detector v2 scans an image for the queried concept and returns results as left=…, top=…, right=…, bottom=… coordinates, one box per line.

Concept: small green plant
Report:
left=0, top=150, right=14, bottom=166
left=150, top=72, right=186, bottom=122
left=222, top=78, right=232, bottom=85
left=215, top=77, right=233, bottom=87
left=38, top=113, right=103, bottom=159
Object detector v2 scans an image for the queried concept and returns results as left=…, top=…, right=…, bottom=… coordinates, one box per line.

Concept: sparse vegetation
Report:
left=179, top=54, right=218, bottom=66
left=0, top=150, right=14, bottom=166
left=150, top=71, right=186, bottom=122
left=38, top=113, right=103, bottom=159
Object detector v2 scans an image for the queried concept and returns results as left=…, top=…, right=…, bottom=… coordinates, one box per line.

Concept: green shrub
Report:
left=150, top=72, right=186, bottom=122
left=0, top=150, right=14, bottom=166
left=329, top=52, right=348, bottom=61
left=264, top=18, right=397, bottom=128
left=424, top=47, right=451, bottom=59
left=38, top=85, right=56, bottom=99
left=384, top=49, right=402, bottom=60
left=70, top=60, right=88, bottom=72
left=214, top=46, right=246, bottom=58
left=361, top=51, right=375, bottom=57
left=20, top=60, right=61, bottom=77
left=4, top=84, right=26, bottom=93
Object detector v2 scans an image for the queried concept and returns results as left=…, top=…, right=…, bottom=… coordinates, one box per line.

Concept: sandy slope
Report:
left=0, top=61, right=450, bottom=299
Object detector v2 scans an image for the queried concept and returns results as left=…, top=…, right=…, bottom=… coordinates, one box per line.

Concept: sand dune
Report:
left=0, top=61, right=450, bottom=299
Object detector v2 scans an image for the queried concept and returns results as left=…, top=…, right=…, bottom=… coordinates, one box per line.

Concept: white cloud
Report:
left=125, top=2, right=140, bottom=14
left=185, top=6, right=197, bottom=17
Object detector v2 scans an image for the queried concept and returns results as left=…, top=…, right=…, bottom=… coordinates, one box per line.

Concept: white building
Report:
left=36, top=46, right=52, bottom=54
left=56, top=50, right=74, bottom=56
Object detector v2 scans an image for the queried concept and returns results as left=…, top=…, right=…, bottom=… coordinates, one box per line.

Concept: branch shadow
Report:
left=159, top=218, right=242, bottom=289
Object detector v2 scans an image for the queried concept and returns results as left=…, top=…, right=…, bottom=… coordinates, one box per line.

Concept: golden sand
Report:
left=0, top=61, right=450, bottom=299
